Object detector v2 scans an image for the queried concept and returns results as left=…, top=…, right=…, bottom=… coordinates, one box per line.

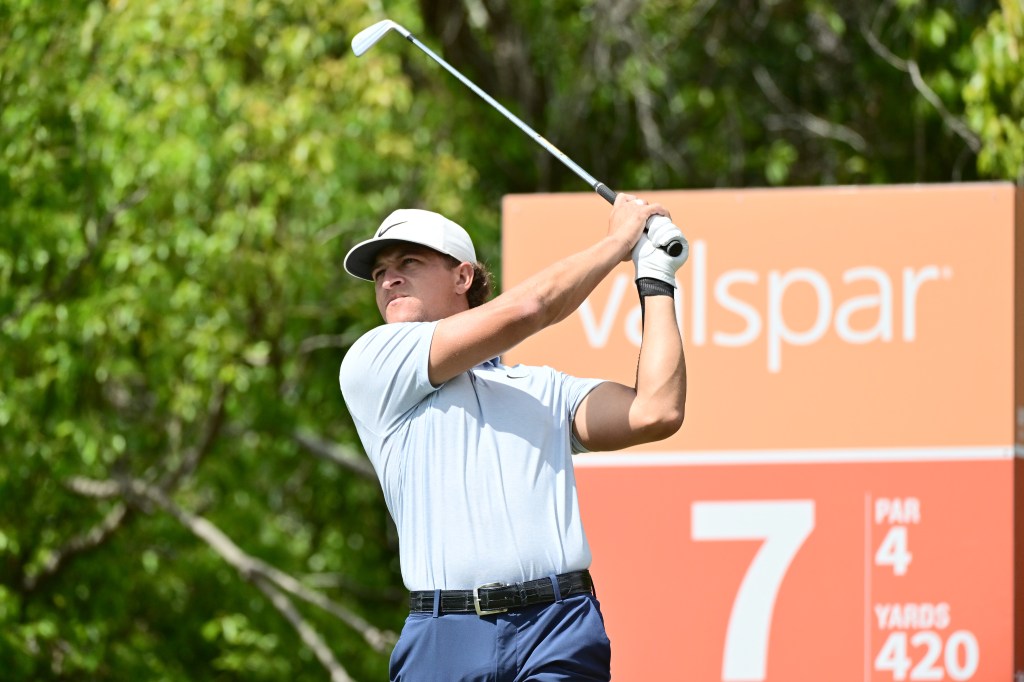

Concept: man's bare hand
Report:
left=608, top=194, right=671, bottom=262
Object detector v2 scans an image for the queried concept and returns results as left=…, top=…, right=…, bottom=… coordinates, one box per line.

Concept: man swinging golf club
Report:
left=339, top=194, right=688, bottom=680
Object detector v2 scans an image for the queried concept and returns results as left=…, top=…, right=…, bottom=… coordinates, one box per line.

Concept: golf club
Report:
left=351, top=19, right=686, bottom=257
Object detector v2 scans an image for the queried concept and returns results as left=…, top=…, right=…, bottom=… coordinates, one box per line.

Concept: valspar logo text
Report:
left=578, top=240, right=953, bottom=373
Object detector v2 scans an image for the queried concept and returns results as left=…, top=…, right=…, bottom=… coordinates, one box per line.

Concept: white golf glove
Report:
left=632, top=215, right=690, bottom=286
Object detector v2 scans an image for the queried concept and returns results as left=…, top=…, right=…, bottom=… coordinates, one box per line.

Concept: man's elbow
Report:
left=641, top=406, right=685, bottom=442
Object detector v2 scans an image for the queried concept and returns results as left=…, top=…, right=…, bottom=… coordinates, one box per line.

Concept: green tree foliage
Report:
left=1, top=0, right=1019, bottom=680
left=416, top=0, right=1012, bottom=192
left=964, top=0, right=1024, bottom=181
left=1, top=0, right=485, bottom=679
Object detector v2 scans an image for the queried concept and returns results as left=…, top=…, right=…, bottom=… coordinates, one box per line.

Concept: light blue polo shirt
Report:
left=339, top=321, right=604, bottom=591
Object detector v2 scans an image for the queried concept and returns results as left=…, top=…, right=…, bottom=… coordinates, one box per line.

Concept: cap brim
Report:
left=343, top=237, right=410, bottom=281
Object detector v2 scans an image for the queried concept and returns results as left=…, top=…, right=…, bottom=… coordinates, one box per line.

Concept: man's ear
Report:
left=454, top=262, right=475, bottom=295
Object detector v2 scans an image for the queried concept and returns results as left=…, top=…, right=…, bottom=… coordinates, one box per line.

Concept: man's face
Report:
left=371, top=244, right=470, bottom=323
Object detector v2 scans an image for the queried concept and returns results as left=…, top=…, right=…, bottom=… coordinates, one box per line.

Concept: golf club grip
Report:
left=595, top=183, right=617, bottom=204
left=594, top=184, right=683, bottom=256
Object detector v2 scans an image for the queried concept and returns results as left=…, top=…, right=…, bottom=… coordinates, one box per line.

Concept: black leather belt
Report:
left=409, top=570, right=595, bottom=616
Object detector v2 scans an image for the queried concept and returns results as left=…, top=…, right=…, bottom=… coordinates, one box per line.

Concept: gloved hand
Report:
left=632, top=215, right=690, bottom=285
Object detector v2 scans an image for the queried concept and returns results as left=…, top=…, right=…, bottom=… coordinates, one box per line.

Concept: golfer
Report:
left=339, top=194, right=688, bottom=681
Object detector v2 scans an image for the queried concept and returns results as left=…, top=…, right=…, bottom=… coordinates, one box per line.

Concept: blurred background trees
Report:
left=1, top=0, right=1020, bottom=679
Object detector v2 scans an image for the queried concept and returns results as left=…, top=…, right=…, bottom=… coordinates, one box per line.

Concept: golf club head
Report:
left=351, top=20, right=411, bottom=57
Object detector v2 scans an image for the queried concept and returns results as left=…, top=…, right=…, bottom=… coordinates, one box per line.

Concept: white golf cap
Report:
left=344, top=209, right=478, bottom=281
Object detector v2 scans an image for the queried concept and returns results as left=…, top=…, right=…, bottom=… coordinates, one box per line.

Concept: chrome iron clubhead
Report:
left=351, top=20, right=411, bottom=57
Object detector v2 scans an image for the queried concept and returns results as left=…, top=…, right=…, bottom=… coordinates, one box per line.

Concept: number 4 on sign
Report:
left=875, top=526, right=912, bottom=575
left=692, top=500, right=815, bottom=682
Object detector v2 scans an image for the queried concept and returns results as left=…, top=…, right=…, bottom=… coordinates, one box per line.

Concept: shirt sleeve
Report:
left=339, top=322, right=439, bottom=436
left=561, top=373, right=605, bottom=455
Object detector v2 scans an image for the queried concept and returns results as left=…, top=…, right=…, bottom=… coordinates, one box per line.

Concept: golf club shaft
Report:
left=399, top=33, right=618, bottom=204
left=358, top=21, right=683, bottom=256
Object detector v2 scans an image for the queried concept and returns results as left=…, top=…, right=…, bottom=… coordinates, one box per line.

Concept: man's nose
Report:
left=380, top=271, right=403, bottom=288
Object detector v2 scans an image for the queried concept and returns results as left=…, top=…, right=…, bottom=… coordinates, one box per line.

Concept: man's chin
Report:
left=384, top=302, right=420, bottom=324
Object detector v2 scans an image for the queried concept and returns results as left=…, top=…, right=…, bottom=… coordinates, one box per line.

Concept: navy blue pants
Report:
left=389, top=594, right=611, bottom=681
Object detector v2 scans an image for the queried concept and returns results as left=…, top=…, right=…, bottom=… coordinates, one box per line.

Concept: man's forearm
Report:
left=508, top=235, right=631, bottom=331
left=634, top=295, right=686, bottom=434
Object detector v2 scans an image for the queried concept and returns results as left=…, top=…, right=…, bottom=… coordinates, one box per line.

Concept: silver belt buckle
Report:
left=473, top=582, right=508, bottom=616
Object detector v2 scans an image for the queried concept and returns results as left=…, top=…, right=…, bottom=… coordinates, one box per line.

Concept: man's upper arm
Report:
left=572, top=381, right=644, bottom=453
left=429, top=298, right=539, bottom=385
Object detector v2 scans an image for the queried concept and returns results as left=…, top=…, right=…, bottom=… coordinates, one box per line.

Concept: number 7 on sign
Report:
left=692, top=500, right=816, bottom=682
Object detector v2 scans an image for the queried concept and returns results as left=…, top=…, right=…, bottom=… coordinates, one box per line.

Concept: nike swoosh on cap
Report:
left=377, top=220, right=408, bottom=237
